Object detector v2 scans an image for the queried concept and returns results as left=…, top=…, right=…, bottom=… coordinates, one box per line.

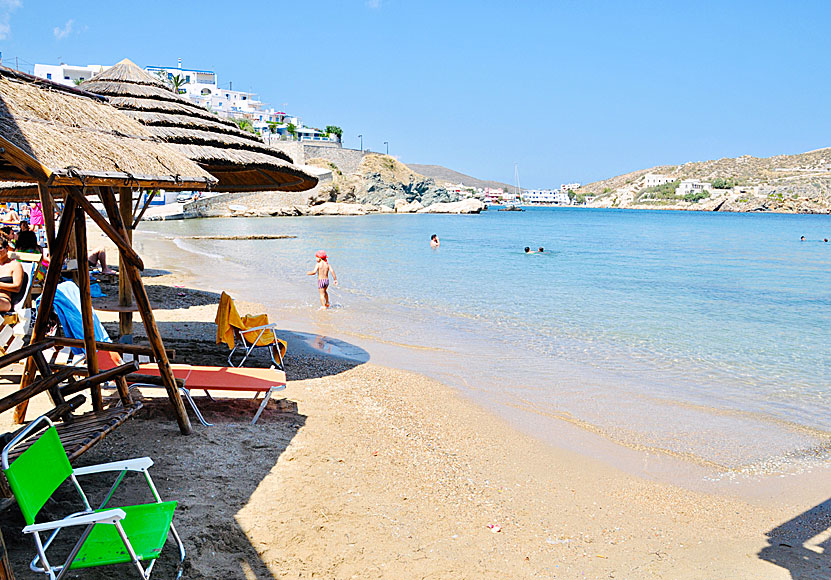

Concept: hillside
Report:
left=406, top=164, right=513, bottom=191
left=579, top=148, right=831, bottom=213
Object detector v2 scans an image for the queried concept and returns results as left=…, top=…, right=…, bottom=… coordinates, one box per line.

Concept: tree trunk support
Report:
left=117, top=188, right=134, bottom=343
left=98, top=187, right=192, bottom=435
left=73, top=209, right=102, bottom=411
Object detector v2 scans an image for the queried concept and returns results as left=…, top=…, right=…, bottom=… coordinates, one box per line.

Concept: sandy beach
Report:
left=0, top=225, right=829, bottom=579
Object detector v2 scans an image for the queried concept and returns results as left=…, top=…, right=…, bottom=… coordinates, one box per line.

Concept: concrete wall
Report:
left=267, top=142, right=365, bottom=175
left=302, top=145, right=365, bottom=175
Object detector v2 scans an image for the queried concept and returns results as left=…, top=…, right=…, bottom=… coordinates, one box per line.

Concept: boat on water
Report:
left=498, top=164, right=525, bottom=211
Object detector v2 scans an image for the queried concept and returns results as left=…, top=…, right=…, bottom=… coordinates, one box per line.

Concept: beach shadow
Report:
left=94, top=278, right=222, bottom=311
left=120, top=321, right=370, bottom=379
left=0, top=394, right=306, bottom=579
left=758, top=499, right=831, bottom=579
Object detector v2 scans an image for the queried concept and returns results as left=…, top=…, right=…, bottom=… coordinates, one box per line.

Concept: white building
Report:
left=145, top=63, right=337, bottom=143
left=32, top=63, right=108, bottom=86
left=524, top=189, right=572, bottom=205
left=560, top=182, right=580, bottom=194
left=643, top=173, right=674, bottom=188
left=675, top=179, right=711, bottom=197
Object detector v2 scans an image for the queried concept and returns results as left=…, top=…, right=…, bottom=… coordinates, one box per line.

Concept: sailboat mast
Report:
left=514, top=164, right=522, bottom=202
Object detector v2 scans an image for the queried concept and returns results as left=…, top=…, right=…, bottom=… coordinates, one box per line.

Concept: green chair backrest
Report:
left=3, top=426, right=73, bottom=525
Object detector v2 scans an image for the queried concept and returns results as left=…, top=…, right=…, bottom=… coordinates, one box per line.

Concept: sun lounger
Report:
left=97, top=352, right=286, bottom=426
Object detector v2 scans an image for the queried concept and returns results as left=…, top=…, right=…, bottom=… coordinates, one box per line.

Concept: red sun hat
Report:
left=315, top=250, right=327, bottom=261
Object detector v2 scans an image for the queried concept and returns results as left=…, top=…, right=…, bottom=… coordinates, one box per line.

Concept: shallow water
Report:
left=145, top=207, right=831, bottom=480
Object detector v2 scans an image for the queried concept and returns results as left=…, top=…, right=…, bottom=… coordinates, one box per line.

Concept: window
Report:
left=186, top=75, right=191, bottom=82
left=46, top=73, right=52, bottom=79
left=64, top=76, right=70, bottom=80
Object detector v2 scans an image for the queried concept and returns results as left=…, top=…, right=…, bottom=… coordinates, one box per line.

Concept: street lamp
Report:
left=384, top=141, right=389, bottom=155
left=358, top=134, right=363, bottom=152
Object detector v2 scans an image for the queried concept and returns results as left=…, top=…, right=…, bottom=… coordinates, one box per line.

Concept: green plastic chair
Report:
left=1, top=416, right=185, bottom=579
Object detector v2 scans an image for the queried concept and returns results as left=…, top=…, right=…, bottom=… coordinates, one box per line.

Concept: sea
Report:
left=143, top=207, right=831, bottom=489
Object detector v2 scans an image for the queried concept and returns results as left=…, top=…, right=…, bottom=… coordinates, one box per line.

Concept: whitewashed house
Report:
left=643, top=173, right=674, bottom=188
left=33, top=63, right=108, bottom=86
left=676, top=179, right=712, bottom=197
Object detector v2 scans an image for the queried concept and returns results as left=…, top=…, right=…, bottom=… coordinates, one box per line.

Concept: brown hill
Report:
left=580, top=147, right=831, bottom=213
left=406, top=164, right=513, bottom=191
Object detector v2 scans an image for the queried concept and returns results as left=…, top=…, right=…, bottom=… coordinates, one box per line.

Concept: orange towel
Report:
left=215, top=292, right=244, bottom=350
left=215, top=293, right=287, bottom=358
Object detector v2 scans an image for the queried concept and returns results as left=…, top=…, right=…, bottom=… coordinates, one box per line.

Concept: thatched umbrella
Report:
left=0, top=65, right=208, bottom=434
left=81, top=59, right=317, bottom=192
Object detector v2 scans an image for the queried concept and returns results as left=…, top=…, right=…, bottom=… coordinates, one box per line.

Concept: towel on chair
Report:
left=215, top=292, right=244, bottom=350
left=215, top=292, right=287, bottom=358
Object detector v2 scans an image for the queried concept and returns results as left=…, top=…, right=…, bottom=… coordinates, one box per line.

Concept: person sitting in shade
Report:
left=14, top=221, right=40, bottom=253
left=88, top=247, right=116, bottom=274
left=0, top=205, right=19, bottom=225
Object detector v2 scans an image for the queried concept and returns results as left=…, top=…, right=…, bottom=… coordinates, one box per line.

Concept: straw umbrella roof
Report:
left=0, top=65, right=216, bottom=195
left=81, top=59, right=317, bottom=192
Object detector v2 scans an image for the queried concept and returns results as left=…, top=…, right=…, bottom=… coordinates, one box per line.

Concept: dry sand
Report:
left=0, top=226, right=829, bottom=579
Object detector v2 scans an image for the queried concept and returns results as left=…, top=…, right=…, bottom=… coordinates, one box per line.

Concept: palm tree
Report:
left=169, top=74, right=187, bottom=94
left=234, top=118, right=255, bottom=133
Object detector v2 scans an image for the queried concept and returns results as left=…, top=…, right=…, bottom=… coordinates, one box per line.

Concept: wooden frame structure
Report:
left=0, top=66, right=218, bottom=435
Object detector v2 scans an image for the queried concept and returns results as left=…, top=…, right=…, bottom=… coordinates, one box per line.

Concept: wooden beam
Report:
left=14, top=199, right=77, bottom=424
left=48, top=171, right=213, bottom=191
left=50, top=337, right=175, bottom=359
left=36, top=182, right=56, bottom=253
left=73, top=209, right=102, bottom=411
left=97, top=187, right=192, bottom=435
left=0, top=135, right=52, bottom=182
left=118, top=188, right=134, bottom=341
left=132, top=190, right=157, bottom=229
left=0, top=339, right=56, bottom=369
left=67, top=187, right=144, bottom=271
left=0, top=366, right=78, bottom=415
left=59, top=361, right=138, bottom=398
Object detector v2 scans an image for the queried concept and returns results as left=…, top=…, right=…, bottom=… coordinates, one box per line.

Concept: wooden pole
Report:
left=36, top=182, right=56, bottom=254
left=66, top=188, right=144, bottom=271
left=73, top=209, right=102, bottom=411
left=98, top=187, right=192, bottom=435
left=118, top=188, right=133, bottom=342
left=14, top=198, right=77, bottom=424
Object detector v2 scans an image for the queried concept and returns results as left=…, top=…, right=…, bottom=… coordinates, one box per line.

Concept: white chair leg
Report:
left=251, top=385, right=286, bottom=424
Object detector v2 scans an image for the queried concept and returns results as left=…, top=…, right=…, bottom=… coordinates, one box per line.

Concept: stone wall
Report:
left=302, top=145, right=365, bottom=175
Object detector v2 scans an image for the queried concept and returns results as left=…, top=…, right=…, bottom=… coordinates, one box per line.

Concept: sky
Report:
left=1, top=0, right=830, bottom=188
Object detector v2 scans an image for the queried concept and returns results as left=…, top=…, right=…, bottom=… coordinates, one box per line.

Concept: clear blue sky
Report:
left=2, top=0, right=830, bottom=188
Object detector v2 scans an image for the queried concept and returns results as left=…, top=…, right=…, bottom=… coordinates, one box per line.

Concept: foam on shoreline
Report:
left=134, top=226, right=831, bottom=504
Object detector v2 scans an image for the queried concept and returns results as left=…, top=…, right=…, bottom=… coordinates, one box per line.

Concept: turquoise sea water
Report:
left=147, top=208, right=831, bottom=478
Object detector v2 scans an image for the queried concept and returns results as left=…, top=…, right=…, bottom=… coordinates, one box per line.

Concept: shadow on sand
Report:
left=1, top=317, right=369, bottom=577
left=758, top=499, right=831, bottom=579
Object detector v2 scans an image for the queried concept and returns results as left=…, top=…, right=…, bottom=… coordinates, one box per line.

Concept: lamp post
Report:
left=384, top=141, right=389, bottom=155
left=358, top=134, right=363, bottom=152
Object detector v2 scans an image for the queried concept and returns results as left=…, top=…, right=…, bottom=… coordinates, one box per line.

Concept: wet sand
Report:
left=0, top=224, right=829, bottom=578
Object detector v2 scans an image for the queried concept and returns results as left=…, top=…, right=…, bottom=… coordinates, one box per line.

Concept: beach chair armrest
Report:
left=22, top=509, right=126, bottom=533
left=73, top=457, right=154, bottom=476
left=237, top=322, right=279, bottom=334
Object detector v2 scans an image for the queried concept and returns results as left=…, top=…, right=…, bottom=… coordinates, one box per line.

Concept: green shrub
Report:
left=684, top=190, right=710, bottom=203
left=639, top=180, right=681, bottom=200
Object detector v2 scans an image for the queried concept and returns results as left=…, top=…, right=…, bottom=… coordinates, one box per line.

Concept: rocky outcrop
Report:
left=306, top=202, right=368, bottom=216
left=394, top=199, right=424, bottom=213
left=312, top=154, right=462, bottom=209
left=417, top=199, right=485, bottom=214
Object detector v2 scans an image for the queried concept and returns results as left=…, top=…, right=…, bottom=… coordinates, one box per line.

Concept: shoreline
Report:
left=1, top=222, right=820, bottom=577
left=136, top=224, right=831, bottom=504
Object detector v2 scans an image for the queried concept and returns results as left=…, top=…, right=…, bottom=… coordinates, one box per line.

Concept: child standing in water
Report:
left=307, top=250, right=337, bottom=309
